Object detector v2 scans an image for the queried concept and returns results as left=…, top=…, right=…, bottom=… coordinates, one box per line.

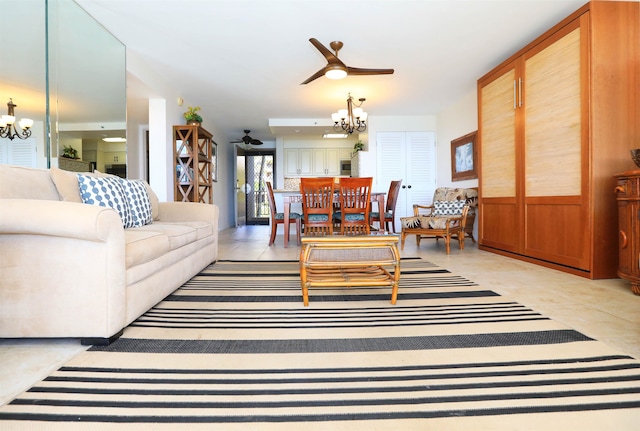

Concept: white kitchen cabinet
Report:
left=284, top=148, right=312, bottom=176
left=285, top=147, right=352, bottom=177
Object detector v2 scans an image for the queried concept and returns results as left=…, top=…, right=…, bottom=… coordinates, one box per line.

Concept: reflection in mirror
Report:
left=0, top=0, right=47, bottom=167
left=50, top=0, right=127, bottom=176
left=0, top=0, right=126, bottom=175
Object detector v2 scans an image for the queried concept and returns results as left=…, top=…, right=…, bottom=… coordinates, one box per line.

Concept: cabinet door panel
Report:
left=616, top=200, right=633, bottom=276
left=298, top=149, right=313, bottom=176
left=480, top=68, right=517, bottom=198
left=525, top=27, right=582, bottom=197
left=284, top=149, right=300, bottom=176
left=524, top=199, right=587, bottom=269
left=312, top=148, right=326, bottom=175
left=479, top=200, right=519, bottom=252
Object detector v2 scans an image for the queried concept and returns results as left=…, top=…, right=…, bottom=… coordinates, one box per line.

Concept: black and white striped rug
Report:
left=1, top=259, right=639, bottom=430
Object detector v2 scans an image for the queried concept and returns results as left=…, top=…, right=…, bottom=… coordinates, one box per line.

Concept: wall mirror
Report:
left=0, top=0, right=126, bottom=175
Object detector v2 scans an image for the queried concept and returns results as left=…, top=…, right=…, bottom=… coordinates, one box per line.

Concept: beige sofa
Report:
left=0, top=165, right=219, bottom=345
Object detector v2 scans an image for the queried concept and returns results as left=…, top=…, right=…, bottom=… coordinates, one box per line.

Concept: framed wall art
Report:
left=450, top=131, right=478, bottom=181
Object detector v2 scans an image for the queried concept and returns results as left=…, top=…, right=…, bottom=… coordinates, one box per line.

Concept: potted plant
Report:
left=184, top=106, right=203, bottom=126
left=353, top=140, right=365, bottom=152
left=61, top=145, right=79, bottom=159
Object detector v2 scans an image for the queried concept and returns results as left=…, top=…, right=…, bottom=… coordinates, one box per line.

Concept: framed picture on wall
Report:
left=451, top=131, right=478, bottom=181
left=211, top=141, right=218, bottom=182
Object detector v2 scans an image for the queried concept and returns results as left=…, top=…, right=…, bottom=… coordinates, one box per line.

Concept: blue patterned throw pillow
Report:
left=120, top=179, right=152, bottom=227
left=77, top=174, right=133, bottom=227
left=432, top=200, right=465, bottom=216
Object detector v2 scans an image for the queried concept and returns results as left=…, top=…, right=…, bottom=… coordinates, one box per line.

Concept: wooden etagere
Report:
left=173, top=125, right=213, bottom=203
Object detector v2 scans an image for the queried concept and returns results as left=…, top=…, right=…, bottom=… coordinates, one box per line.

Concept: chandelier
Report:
left=0, top=99, right=33, bottom=140
left=331, top=93, right=367, bottom=134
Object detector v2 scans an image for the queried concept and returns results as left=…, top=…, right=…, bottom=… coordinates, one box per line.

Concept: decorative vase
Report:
left=186, top=120, right=201, bottom=126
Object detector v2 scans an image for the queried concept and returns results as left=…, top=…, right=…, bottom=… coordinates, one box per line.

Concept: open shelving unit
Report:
left=173, top=125, right=213, bottom=203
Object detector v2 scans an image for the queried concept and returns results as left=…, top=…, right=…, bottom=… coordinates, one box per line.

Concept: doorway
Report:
left=235, top=147, right=275, bottom=226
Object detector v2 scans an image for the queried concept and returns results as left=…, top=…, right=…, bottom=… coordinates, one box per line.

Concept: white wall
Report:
left=435, top=88, right=478, bottom=189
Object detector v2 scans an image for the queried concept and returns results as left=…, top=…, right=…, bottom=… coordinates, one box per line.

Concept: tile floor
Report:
left=1, top=225, right=639, bottom=406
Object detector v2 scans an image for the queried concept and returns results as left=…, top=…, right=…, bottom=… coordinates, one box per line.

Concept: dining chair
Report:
left=299, top=177, right=335, bottom=236
left=334, top=177, right=373, bottom=235
left=370, top=179, right=402, bottom=233
left=266, top=182, right=302, bottom=246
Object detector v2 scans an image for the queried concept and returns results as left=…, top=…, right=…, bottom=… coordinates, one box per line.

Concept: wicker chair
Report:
left=430, top=187, right=478, bottom=242
left=399, top=187, right=477, bottom=254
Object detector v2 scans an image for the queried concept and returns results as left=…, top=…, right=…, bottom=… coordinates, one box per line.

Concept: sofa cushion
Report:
left=0, top=165, right=59, bottom=200
left=51, top=167, right=113, bottom=202
left=160, top=221, right=213, bottom=241
left=77, top=174, right=134, bottom=228
left=124, top=229, right=171, bottom=268
left=134, top=223, right=198, bottom=250
left=142, top=182, right=160, bottom=220
left=121, top=179, right=152, bottom=227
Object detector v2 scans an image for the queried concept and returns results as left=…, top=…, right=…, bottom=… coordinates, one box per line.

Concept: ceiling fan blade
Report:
left=230, top=139, right=243, bottom=144
left=346, top=66, right=395, bottom=76
left=308, top=38, right=338, bottom=62
left=250, top=139, right=264, bottom=145
left=301, top=68, right=327, bottom=85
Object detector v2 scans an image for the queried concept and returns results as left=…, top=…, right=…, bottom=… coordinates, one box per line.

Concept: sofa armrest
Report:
left=157, top=202, right=219, bottom=229
left=0, top=198, right=124, bottom=241
left=0, top=199, right=127, bottom=340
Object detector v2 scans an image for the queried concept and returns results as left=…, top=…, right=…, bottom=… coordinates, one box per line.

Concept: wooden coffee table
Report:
left=299, top=235, right=401, bottom=306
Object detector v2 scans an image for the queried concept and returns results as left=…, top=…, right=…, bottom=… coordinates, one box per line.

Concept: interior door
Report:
left=376, top=132, right=436, bottom=226
left=235, top=147, right=246, bottom=227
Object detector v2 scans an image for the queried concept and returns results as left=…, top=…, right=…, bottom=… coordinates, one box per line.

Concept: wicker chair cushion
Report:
left=400, top=215, right=460, bottom=230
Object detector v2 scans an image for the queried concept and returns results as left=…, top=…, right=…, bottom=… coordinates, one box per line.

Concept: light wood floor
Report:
left=1, top=225, right=639, bottom=406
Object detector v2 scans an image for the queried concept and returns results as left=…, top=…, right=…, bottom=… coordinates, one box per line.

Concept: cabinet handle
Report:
left=518, top=78, right=523, bottom=108
left=620, top=230, right=628, bottom=249
left=614, top=185, right=625, bottom=194
left=513, top=80, right=517, bottom=110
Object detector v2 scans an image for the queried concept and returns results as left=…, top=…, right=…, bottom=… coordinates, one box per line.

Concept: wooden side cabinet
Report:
left=615, top=171, right=640, bottom=295
left=173, top=125, right=213, bottom=203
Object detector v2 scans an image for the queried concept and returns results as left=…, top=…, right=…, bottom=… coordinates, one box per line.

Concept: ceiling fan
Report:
left=301, top=38, right=395, bottom=85
left=230, top=130, right=263, bottom=146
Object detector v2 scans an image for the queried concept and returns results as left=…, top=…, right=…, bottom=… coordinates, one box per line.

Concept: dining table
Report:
left=282, top=191, right=387, bottom=247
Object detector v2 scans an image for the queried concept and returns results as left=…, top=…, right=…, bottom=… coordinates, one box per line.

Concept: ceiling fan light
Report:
left=325, top=67, right=347, bottom=80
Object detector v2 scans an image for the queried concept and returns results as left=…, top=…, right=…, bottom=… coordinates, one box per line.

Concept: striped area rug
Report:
left=1, top=258, right=639, bottom=430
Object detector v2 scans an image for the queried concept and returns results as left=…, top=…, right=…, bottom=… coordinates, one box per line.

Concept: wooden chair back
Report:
left=266, top=181, right=302, bottom=246
left=370, top=179, right=403, bottom=233
left=300, top=177, right=335, bottom=236
left=338, top=177, right=372, bottom=235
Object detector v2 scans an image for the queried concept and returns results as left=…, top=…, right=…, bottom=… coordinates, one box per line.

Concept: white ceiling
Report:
left=74, top=0, right=589, bottom=142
